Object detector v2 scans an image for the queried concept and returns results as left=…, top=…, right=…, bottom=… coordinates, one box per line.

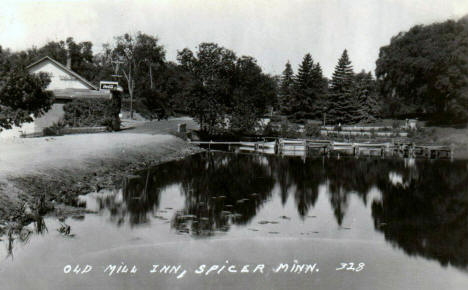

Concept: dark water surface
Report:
left=1, top=152, right=467, bottom=289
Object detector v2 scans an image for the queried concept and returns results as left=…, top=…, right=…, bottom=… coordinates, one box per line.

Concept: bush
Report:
left=279, top=121, right=300, bottom=138
left=304, top=123, right=321, bottom=137
left=121, top=93, right=171, bottom=121
left=263, top=122, right=280, bottom=137
left=42, top=127, right=59, bottom=136
left=269, top=115, right=285, bottom=123
left=392, top=120, right=401, bottom=129
left=63, top=97, right=120, bottom=131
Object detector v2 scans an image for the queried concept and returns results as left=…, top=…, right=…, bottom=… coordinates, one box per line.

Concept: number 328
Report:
left=336, top=262, right=365, bottom=272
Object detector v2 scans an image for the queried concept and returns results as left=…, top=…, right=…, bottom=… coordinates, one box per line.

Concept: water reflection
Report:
left=172, top=154, right=275, bottom=236
left=94, top=152, right=467, bottom=270
left=372, top=160, right=468, bottom=269
left=3, top=215, right=48, bottom=259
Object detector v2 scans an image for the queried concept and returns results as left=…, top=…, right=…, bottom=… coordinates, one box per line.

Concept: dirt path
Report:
left=120, top=116, right=199, bottom=135
left=0, top=133, right=184, bottom=179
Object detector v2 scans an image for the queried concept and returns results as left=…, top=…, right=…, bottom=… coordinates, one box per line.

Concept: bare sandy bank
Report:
left=0, top=133, right=202, bottom=228
left=0, top=133, right=191, bottom=179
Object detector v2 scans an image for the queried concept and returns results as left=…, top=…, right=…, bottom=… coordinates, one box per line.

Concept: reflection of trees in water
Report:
left=172, top=153, right=276, bottom=236
left=268, top=156, right=294, bottom=205
left=96, top=162, right=183, bottom=226
left=100, top=154, right=413, bottom=229
left=268, top=156, right=468, bottom=269
left=96, top=152, right=468, bottom=269
left=98, top=153, right=276, bottom=234
left=268, top=157, right=322, bottom=218
left=322, top=158, right=405, bottom=225
left=372, top=160, right=468, bottom=269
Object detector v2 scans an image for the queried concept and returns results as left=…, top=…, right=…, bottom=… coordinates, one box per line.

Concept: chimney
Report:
left=66, top=50, right=72, bottom=70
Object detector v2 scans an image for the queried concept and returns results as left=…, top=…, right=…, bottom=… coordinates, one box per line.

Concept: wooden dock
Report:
left=189, top=139, right=453, bottom=159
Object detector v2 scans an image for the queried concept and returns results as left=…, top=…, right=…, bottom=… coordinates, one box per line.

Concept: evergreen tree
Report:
left=311, top=62, right=328, bottom=118
left=291, top=53, right=315, bottom=120
left=327, top=49, right=356, bottom=124
left=279, top=61, right=294, bottom=114
left=354, top=71, right=380, bottom=123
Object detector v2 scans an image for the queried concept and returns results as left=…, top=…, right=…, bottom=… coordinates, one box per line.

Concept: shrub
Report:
left=42, top=120, right=66, bottom=136
left=263, top=122, right=280, bottom=137
left=279, top=121, right=300, bottom=138
left=63, top=96, right=120, bottom=131
left=392, top=120, right=401, bottom=129
left=139, top=88, right=172, bottom=120
left=269, top=115, right=285, bottom=123
left=304, top=123, right=321, bottom=137
left=42, top=127, right=59, bottom=136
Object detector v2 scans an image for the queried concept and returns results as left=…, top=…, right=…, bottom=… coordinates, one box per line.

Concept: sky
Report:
left=1, top=0, right=468, bottom=77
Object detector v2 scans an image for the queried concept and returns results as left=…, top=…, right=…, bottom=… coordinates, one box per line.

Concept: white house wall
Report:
left=34, top=103, right=65, bottom=132
left=29, top=61, right=90, bottom=90
left=0, top=122, right=35, bottom=138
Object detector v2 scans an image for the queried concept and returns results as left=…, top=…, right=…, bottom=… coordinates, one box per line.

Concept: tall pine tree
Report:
left=311, top=62, right=328, bottom=119
left=354, top=70, right=380, bottom=123
left=327, top=49, right=356, bottom=124
left=279, top=61, right=294, bottom=114
left=291, top=53, right=315, bottom=121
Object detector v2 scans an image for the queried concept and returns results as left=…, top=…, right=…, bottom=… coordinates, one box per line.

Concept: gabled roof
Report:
left=27, top=56, right=97, bottom=90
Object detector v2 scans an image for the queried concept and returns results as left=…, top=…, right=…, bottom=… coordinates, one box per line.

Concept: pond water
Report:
left=1, top=152, right=467, bottom=290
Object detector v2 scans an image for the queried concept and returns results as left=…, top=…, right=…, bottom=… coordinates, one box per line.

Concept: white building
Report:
left=0, top=56, right=110, bottom=138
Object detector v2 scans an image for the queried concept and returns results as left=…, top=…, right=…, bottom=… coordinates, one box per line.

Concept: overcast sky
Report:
left=1, top=0, right=467, bottom=77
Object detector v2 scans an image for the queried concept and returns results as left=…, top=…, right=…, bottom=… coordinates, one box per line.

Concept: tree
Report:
left=0, top=68, right=53, bottom=131
left=111, top=32, right=166, bottom=119
left=13, top=38, right=97, bottom=81
left=279, top=61, right=295, bottom=115
left=151, top=62, right=193, bottom=116
left=327, top=49, right=356, bottom=124
left=310, top=62, right=328, bottom=119
left=90, top=44, right=115, bottom=85
left=140, top=88, right=171, bottom=120
left=64, top=37, right=94, bottom=80
left=177, top=43, right=236, bottom=134
left=231, top=56, right=277, bottom=133
left=375, top=18, right=468, bottom=123
left=283, top=54, right=327, bottom=121
left=291, top=53, right=315, bottom=120
left=177, top=42, right=276, bottom=135
left=354, top=70, right=380, bottom=123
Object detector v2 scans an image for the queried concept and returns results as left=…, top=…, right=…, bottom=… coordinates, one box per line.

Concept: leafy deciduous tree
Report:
left=375, top=18, right=468, bottom=123
left=0, top=69, right=53, bottom=130
left=111, top=32, right=166, bottom=119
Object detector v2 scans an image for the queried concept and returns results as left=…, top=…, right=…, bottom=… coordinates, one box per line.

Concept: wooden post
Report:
left=451, top=144, right=454, bottom=161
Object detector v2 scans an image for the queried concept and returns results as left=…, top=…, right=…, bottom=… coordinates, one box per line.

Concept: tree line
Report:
left=279, top=49, right=380, bottom=125
left=1, top=15, right=468, bottom=133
